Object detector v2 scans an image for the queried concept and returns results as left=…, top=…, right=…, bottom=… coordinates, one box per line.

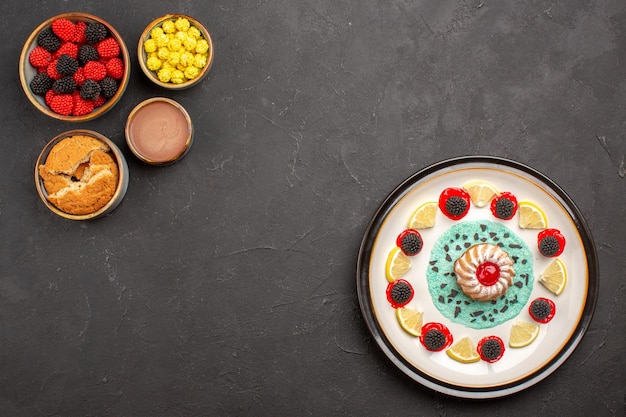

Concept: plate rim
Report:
left=356, top=155, right=599, bottom=399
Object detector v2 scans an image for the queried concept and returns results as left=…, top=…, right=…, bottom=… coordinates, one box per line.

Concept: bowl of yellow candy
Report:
left=138, top=14, right=213, bottom=89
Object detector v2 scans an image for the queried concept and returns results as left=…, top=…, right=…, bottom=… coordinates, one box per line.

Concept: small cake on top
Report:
left=454, top=243, right=516, bottom=302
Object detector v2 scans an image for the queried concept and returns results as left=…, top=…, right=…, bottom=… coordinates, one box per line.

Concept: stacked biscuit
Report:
left=38, top=135, right=119, bottom=215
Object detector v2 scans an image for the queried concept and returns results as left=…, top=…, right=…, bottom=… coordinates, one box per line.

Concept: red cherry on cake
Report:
left=537, top=228, right=565, bottom=257
left=490, top=191, right=518, bottom=220
left=419, top=322, right=453, bottom=352
left=438, top=187, right=470, bottom=220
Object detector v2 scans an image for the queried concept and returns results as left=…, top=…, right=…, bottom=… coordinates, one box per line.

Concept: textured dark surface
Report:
left=1, top=1, right=625, bottom=416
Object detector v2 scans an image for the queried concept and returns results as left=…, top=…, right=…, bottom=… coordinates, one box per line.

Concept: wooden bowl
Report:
left=19, top=12, right=130, bottom=122
left=137, top=14, right=213, bottom=89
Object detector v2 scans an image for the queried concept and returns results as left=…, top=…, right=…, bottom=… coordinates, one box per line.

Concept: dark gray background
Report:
left=2, top=0, right=624, bottom=416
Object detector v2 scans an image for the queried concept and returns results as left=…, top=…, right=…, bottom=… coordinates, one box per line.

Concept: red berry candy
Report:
left=537, top=228, right=565, bottom=257
left=83, top=61, right=107, bottom=81
left=49, top=94, right=74, bottom=115
left=528, top=297, right=556, bottom=324
left=29, top=46, right=52, bottom=68
left=46, top=59, right=62, bottom=80
left=105, top=57, right=125, bottom=79
left=477, top=336, right=505, bottom=363
left=93, top=95, right=107, bottom=108
left=51, top=18, right=76, bottom=42
left=54, top=42, right=79, bottom=60
left=45, top=89, right=58, bottom=107
left=97, top=37, right=120, bottom=59
left=396, top=229, right=423, bottom=256
left=419, top=322, right=453, bottom=352
left=490, top=191, right=518, bottom=220
left=386, top=279, right=414, bottom=308
left=72, top=21, right=88, bottom=44
left=73, top=67, right=86, bottom=86
left=438, top=187, right=470, bottom=220
left=72, top=93, right=94, bottom=116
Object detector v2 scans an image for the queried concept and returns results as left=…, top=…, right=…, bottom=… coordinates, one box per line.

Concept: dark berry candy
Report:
left=396, top=229, right=423, bottom=256
left=79, top=79, right=101, bottom=101
left=386, top=279, right=414, bottom=308
left=30, top=72, right=53, bottom=96
left=477, top=336, right=504, bottom=362
left=529, top=297, right=555, bottom=323
left=52, top=76, right=77, bottom=94
left=36, top=27, right=61, bottom=52
left=99, top=77, right=118, bottom=98
left=490, top=191, right=518, bottom=220
left=419, top=322, right=452, bottom=351
left=56, top=54, right=79, bottom=76
left=78, top=44, right=100, bottom=66
left=85, top=22, right=108, bottom=44
left=537, top=228, right=565, bottom=257
left=438, top=187, right=470, bottom=220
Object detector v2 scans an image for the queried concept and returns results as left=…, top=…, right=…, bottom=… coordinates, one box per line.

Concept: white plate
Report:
left=357, top=156, right=598, bottom=398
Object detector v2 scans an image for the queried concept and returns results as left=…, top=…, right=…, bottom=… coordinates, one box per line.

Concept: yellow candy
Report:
left=184, top=66, right=199, bottom=79
left=171, top=69, right=185, bottom=84
left=157, top=68, right=172, bottom=82
left=175, top=17, right=190, bottom=32
left=187, top=26, right=201, bottom=39
left=168, top=37, right=182, bottom=51
left=144, top=38, right=157, bottom=53
left=146, top=56, right=162, bottom=71
left=195, top=39, right=209, bottom=54
left=193, top=54, right=207, bottom=68
left=175, top=31, right=187, bottom=42
left=180, top=51, right=194, bottom=67
left=155, top=34, right=169, bottom=48
left=150, top=27, right=164, bottom=39
left=161, top=61, right=174, bottom=70
left=157, top=47, right=170, bottom=61
left=161, top=20, right=176, bottom=34
left=183, top=36, right=197, bottom=51
left=168, top=51, right=181, bottom=66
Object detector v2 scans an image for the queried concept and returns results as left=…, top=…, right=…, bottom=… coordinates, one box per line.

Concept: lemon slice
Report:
left=396, top=307, right=423, bottom=337
left=446, top=337, right=480, bottom=363
left=385, top=247, right=411, bottom=282
left=509, top=321, right=540, bottom=348
left=518, top=201, right=548, bottom=229
left=539, top=258, right=567, bottom=295
left=408, top=201, right=437, bottom=229
left=462, top=180, right=499, bottom=208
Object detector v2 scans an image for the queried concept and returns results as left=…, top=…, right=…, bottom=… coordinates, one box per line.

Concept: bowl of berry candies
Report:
left=19, top=12, right=130, bottom=121
left=138, top=14, right=213, bottom=89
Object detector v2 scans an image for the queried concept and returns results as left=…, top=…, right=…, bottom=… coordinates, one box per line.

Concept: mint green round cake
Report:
left=426, top=220, right=534, bottom=330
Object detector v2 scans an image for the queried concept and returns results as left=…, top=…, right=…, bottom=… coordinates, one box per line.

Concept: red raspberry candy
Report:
left=96, top=38, right=120, bottom=59
left=46, top=59, right=62, bottom=80
left=83, top=61, right=107, bottom=81
left=29, top=46, right=52, bottom=68
left=45, top=89, right=58, bottom=107
left=73, top=67, right=86, bottom=86
left=49, top=94, right=74, bottom=115
left=92, top=95, right=107, bottom=108
left=72, top=21, right=88, bottom=44
left=54, top=42, right=79, bottom=60
left=72, top=92, right=94, bottom=116
left=51, top=19, right=76, bottom=42
left=105, top=57, right=124, bottom=79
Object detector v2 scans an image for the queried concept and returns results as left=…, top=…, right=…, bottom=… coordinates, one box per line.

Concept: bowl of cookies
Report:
left=137, top=14, right=213, bottom=89
left=35, top=129, right=129, bottom=220
left=19, top=12, right=130, bottom=121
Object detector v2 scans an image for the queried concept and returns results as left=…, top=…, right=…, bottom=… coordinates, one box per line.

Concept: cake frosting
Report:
left=454, top=243, right=516, bottom=302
